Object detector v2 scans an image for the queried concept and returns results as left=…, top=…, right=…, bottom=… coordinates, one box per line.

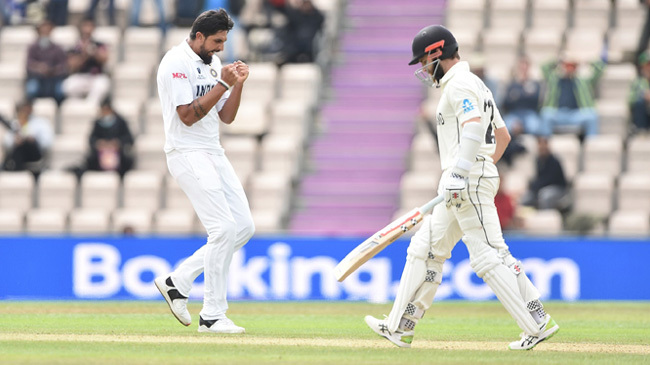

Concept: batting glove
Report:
left=444, top=172, right=469, bottom=209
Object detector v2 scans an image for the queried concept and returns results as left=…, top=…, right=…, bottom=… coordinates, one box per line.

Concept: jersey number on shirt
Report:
left=483, top=99, right=495, bottom=144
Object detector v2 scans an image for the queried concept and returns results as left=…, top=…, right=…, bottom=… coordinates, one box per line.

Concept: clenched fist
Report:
left=233, top=60, right=249, bottom=84
left=220, top=63, right=239, bottom=87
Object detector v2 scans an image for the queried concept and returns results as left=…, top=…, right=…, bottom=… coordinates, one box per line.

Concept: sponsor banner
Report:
left=0, top=236, right=648, bottom=301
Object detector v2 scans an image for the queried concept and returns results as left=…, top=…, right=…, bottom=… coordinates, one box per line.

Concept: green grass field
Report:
left=0, top=301, right=649, bottom=364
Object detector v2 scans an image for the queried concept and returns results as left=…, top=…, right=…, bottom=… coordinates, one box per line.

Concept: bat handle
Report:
left=419, top=195, right=444, bottom=215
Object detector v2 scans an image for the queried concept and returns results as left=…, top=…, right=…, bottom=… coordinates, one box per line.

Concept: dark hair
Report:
left=189, top=9, right=234, bottom=40
left=100, top=96, right=112, bottom=109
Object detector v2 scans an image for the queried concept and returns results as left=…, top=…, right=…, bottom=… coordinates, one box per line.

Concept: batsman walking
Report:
left=154, top=9, right=255, bottom=334
left=365, top=25, right=559, bottom=350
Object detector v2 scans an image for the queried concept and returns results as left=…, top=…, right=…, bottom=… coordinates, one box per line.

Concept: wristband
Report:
left=217, top=79, right=231, bottom=91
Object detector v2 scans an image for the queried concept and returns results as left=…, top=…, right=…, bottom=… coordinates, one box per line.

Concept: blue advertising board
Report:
left=1, top=236, right=649, bottom=301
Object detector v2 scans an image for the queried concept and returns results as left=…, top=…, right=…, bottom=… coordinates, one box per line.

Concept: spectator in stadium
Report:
left=502, top=56, right=543, bottom=136
left=1, top=100, right=54, bottom=174
left=276, top=0, right=324, bottom=64
left=131, top=0, right=167, bottom=34
left=628, top=51, right=650, bottom=132
left=86, top=0, right=115, bottom=25
left=494, top=169, right=519, bottom=231
left=498, top=120, right=527, bottom=167
left=62, top=17, right=111, bottom=103
left=539, top=54, right=605, bottom=138
left=520, top=136, right=568, bottom=211
left=83, top=97, right=135, bottom=177
left=203, top=0, right=248, bottom=62
left=25, top=20, right=67, bottom=105
left=47, top=0, right=68, bottom=25
left=636, top=0, right=650, bottom=64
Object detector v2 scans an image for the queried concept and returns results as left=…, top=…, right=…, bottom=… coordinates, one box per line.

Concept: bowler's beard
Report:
left=198, top=45, right=213, bottom=64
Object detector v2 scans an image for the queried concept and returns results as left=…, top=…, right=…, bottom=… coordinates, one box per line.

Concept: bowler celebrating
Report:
left=154, top=9, right=255, bottom=334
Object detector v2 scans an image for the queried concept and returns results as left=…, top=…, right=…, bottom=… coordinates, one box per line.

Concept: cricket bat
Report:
left=334, top=195, right=444, bottom=282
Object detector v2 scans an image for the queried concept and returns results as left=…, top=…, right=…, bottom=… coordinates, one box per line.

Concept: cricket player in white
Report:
left=154, top=9, right=254, bottom=334
left=365, top=25, right=559, bottom=350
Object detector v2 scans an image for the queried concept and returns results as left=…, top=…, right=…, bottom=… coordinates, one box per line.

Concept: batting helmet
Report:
left=408, top=25, right=458, bottom=65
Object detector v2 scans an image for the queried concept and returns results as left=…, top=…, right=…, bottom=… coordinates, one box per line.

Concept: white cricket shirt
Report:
left=157, top=39, right=230, bottom=154
left=435, top=61, right=506, bottom=171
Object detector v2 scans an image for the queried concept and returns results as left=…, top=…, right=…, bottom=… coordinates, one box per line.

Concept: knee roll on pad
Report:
left=466, top=239, right=501, bottom=278
left=501, top=252, right=541, bottom=304
left=406, top=238, right=431, bottom=261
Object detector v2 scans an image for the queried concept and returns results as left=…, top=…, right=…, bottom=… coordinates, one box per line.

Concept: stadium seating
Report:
left=79, top=171, right=120, bottom=210
left=49, top=134, right=87, bottom=170
left=617, top=173, right=650, bottom=212
left=0, top=25, right=36, bottom=65
left=530, top=0, right=569, bottom=29
left=0, top=209, right=24, bottom=234
left=0, top=63, right=26, bottom=99
left=112, top=208, right=153, bottom=234
left=37, top=170, right=78, bottom=210
left=220, top=101, right=269, bottom=137
left=0, top=171, right=35, bottom=213
left=123, top=27, right=162, bottom=65
left=69, top=208, right=111, bottom=235
left=522, top=209, right=564, bottom=236
left=122, top=170, right=163, bottom=210
left=615, top=0, right=646, bottom=31
left=59, top=99, right=97, bottom=136
left=582, top=135, right=623, bottom=178
left=573, top=0, right=611, bottom=30
left=25, top=208, right=68, bottom=234
left=488, top=0, right=527, bottom=31
left=221, top=136, right=259, bottom=185
left=447, top=0, right=486, bottom=32
left=572, top=173, right=615, bottom=219
left=51, top=25, right=79, bottom=50
left=627, top=136, right=650, bottom=172
left=153, top=209, right=197, bottom=235
left=608, top=210, right=650, bottom=237
left=0, top=0, right=647, bottom=237
left=548, top=134, right=581, bottom=182
left=113, top=98, right=143, bottom=136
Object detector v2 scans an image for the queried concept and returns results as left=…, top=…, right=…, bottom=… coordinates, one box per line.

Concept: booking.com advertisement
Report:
left=1, top=236, right=649, bottom=301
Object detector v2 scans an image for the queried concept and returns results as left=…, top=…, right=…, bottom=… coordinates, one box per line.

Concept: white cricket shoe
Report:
left=154, top=275, right=191, bottom=326
left=508, top=315, right=559, bottom=350
left=198, top=316, right=245, bottom=334
left=364, top=315, right=413, bottom=348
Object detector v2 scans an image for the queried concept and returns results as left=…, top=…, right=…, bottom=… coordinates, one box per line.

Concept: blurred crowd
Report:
left=482, top=35, right=650, bottom=233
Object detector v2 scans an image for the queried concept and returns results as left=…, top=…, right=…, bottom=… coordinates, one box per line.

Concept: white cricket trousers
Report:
left=416, top=159, right=507, bottom=260
left=166, top=150, right=255, bottom=320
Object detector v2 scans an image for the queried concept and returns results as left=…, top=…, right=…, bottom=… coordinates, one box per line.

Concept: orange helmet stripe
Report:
left=424, top=40, right=445, bottom=53
left=425, top=40, right=445, bottom=61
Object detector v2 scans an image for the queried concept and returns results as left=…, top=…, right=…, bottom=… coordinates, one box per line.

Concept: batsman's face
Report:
left=414, top=56, right=441, bottom=88
left=197, top=31, right=228, bottom=64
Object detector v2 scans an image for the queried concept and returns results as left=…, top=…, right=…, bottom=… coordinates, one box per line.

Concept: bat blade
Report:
left=334, top=195, right=443, bottom=282
left=334, top=208, right=424, bottom=282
